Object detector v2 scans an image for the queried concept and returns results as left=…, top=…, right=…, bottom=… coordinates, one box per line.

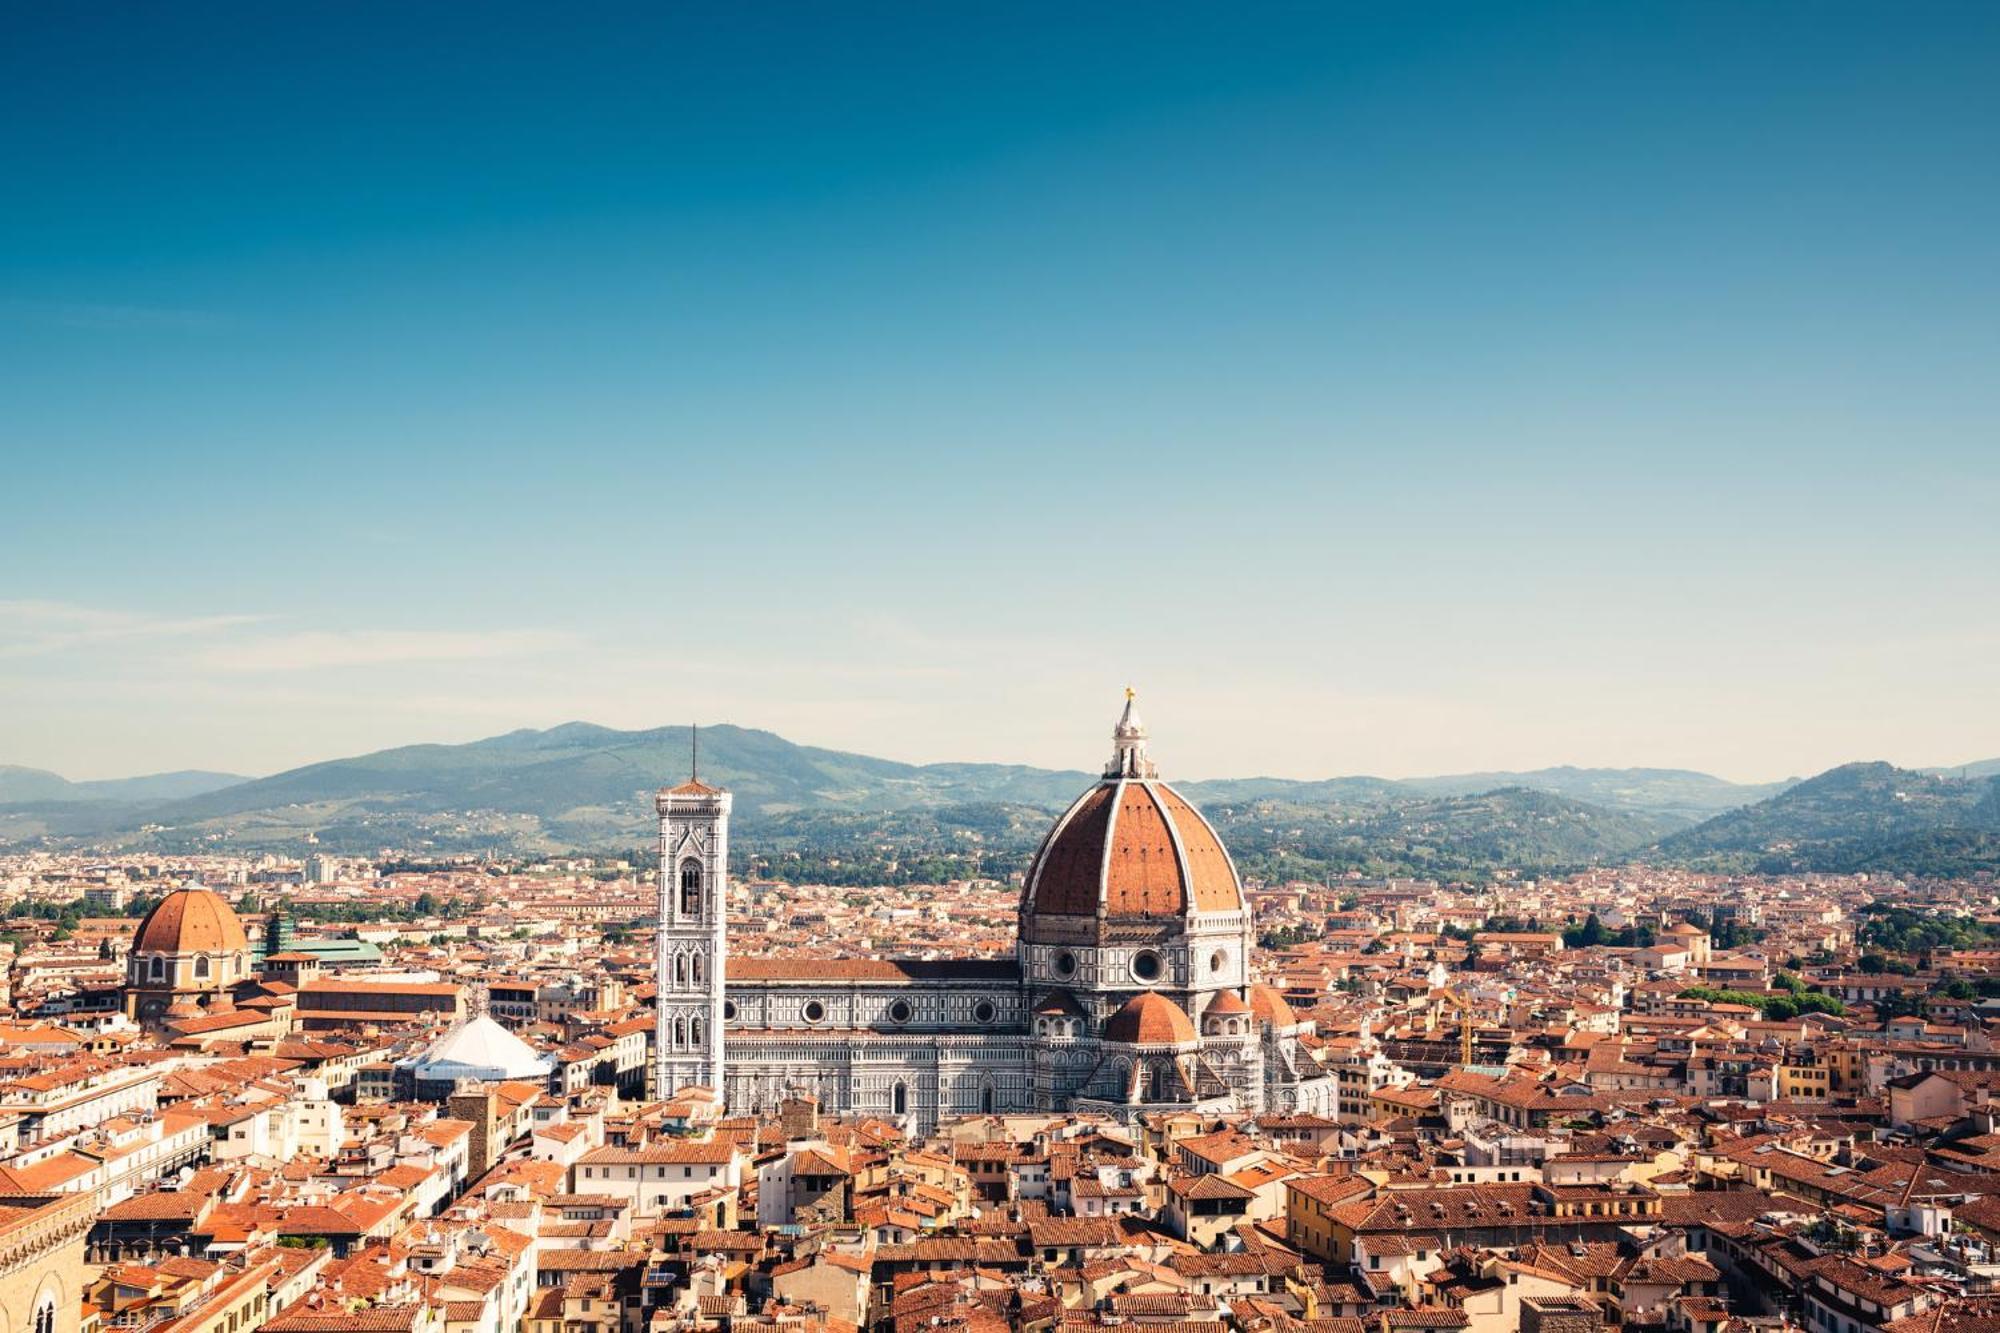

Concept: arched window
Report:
left=673, top=1017, right=686, bottom=1049
left=679, top=860, right=703, bottom=916
left=691, top=954, right=703, bottom=985
left=981, top=1083, right=996, bottom=1114
left=690, top=1017, right=703, bottom=1047
left=1147, top=1061, right=1168, bottom=1102
left=891, top=1081, right=908, bottom=1116
left=149, top=956, right=164, bottom=981
left=675, top=955, right=688, bottom=987
left=35, top=1300, right=55, bottom=1333
left=194, top=955, right=211, bottom=980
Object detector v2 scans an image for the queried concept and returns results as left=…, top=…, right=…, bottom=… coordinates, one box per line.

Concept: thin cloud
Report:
left=201, top=628, right=579, bottom=672
left=0, top=600, right=265, bottom=659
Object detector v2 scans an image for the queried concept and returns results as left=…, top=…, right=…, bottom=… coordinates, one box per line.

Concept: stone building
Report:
left=122, top=884, right=252, bottom=1030
left=0, top=1194, right=93, bottom=1333
left=656, top=695, right=1336, bottom=1131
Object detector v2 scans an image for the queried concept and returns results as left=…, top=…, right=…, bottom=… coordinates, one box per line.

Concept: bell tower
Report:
left=655, top=727, right=731, bottom=1101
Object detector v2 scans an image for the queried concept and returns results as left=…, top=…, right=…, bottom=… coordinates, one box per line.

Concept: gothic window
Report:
left=35, top=1300, right=55, bottom=1333
left=690, top=1017, right=702, bottom=1046
left=892, top=1081, right=908, bottom=1116
left=691, top=954, right=703, bottom=985
left=981, top=1083, right=996, bottom=1114
left=675, top=955, right=688, bottom=987
left=679, top=860, right=703, bottom=916
left=673, top=1018, right=686, bottom=1049
left=1147, top=1061, right=1168, bottom=1101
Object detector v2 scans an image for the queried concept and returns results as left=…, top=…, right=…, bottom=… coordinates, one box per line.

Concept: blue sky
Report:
left=3, top=2, right=1997, bottom=781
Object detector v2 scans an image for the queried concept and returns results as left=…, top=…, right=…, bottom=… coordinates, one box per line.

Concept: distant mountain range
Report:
left=2, top=725, right=1995, bottom=880
left=0, top=765, right=248, bottom=804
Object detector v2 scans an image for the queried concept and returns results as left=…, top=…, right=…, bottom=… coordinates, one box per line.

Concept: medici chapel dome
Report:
left=133, top=884, right=251, bottom=955
left=1019, top=694, right=1246, bottom=947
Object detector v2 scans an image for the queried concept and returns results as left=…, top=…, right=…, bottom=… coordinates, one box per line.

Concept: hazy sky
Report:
left=4, top=3, right=1997, bottom=783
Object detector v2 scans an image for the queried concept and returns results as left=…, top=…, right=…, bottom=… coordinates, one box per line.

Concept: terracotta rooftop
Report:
left=1105, top=991, right=1197, bottom=1046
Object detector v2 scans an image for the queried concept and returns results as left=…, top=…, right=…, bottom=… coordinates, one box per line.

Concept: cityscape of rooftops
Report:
left=4, top=6, right=1999, bottom=1333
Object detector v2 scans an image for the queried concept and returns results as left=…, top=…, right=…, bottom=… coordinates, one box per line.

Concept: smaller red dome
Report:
left=1205, top=990, right=1252, bottom=1016
left=1104, top=992, right=1197, bottom=1046
left=1249, top=984, right=1298, bottom=1028
left=134, top=886, right=249, bottom=955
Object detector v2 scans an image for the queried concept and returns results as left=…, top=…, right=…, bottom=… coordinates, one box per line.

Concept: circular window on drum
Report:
left=888, top=998, right=913, bottom=1024
left=1131, top=951, right=1163, bottom=983
left=1053, top=950, right=1078, bottom=979
left=972, top=999, right=997, bottom=1025
left=802, top=1000, right=826, bottom=1024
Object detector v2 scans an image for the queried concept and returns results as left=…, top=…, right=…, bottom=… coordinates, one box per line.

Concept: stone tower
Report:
left=655, top=732, right=731, bottom=1101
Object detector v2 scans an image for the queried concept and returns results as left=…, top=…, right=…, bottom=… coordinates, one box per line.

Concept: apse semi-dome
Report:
left=134, top=885, right=250, bottom=954
left=1104, top=991, right=1198, bottom=1046
left=1248, top=984, right=1298, bottom=1029
left=1020, top=694, right=1245, bottom=938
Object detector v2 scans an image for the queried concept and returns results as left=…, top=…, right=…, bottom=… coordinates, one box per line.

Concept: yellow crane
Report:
left=1433, top=989, right=1476, bottom=1068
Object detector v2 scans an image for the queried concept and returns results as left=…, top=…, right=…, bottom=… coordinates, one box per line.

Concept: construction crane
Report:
left=1433, top=989, right=1477, bottom=1068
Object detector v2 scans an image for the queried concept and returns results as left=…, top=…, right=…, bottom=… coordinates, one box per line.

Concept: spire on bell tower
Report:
left=1105, top=687, right=1158, bottom=779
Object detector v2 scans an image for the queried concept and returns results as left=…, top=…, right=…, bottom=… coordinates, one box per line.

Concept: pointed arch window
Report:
left=892, top=1081, right=908, bottom=1116
left=690, top=1017, right=703, bottom=1047
left=679, top=860, right=703, bottom=917
left=675, top=955, right=688, bottom=987
left=980, top=1083, right=996, bottom=1114
left=673, top=1017, right=687, bottom=1049
left=691, top=954, right=703, bottom=985
left=36, top=1300, right=56, bottom=1333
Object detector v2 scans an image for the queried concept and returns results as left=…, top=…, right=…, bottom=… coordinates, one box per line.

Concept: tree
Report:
left=1562, top=913, right=1607, bottom=949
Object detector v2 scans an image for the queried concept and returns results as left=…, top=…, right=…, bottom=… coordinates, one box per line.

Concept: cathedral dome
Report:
left=1104, top=991, right=1197, bottom=1046
left=1020, top=697, right=1244, bottom=935
left=134, top=885, right=249, bottom=955
left=1248, top=984, right=1297, bottom=1028
left=1204, top=990, right=1252, bottom=1017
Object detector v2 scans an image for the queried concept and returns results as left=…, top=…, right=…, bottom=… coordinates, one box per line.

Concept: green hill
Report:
left=1203, top=786, right=1680, bottom=884
left=1655, top=761, right=2000, bottom=875
left=6, top=724, right=1986, bottom=880
left=1397, top=766, right=1792, bottom=823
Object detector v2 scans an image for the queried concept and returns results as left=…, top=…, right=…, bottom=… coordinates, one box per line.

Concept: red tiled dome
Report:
left=1204, top=990, right=1252, bottom=1016
left=1023, top=779, right=1244, bottom=921
left=1248, top=984, right=1298, bottom=1029
left=133, top=886, right=249, bottom=955
left=1104, top=991, right=1198, bottom=1046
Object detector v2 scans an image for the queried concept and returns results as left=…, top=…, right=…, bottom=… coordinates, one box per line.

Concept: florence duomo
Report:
left=657, top=695, right=1334, bottom=1129
left=9, top=7, right=1998, bottom=1332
